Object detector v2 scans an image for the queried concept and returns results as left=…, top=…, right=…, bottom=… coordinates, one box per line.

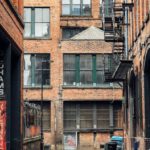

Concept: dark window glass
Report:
left=97, top=104, right=110, bottom=129
left=80, top=103, right=93, bottom=128
left=31, top=101, right=51, bottom=130
left=62, top=27, right=86, bottom=39
left=24, top=54, right=50, bottom=87
left=64, top=55, right=76, bottom=85
left=24, top=102, right=41, bottom=139
left=63, top=102, right=122, bottom=130
left=80, top=55, right=92, bottom=85
left=43, top=102, right=51, bottom=130
left=44, top=145, right=50, bottom=150
left=24, top=8, right=50, bottom=38
left=64, top=103, right=76, bottom=130
left=63, top=54, right=116, bottom=86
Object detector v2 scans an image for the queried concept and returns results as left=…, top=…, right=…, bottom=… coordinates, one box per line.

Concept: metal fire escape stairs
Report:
left=102, top=0, right=133, bottom=81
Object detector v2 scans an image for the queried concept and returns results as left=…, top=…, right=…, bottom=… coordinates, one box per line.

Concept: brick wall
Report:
left=0, top=0, right=23, bottom=50
left=23, top=0, right=123, bottom=149
left=126, top=0, right=150, bottom=149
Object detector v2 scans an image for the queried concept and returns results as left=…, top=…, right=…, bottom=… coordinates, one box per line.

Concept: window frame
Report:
left=63, top=102, right=122, bottom=131
left=30, top=101, right=51, bottom=131
left=99, top=0, right=113, bottom=17
left=62, top=0, right=91, bottom=16
left=24, top=7, right=50, bottom=39
left=24, top=53, right=50, bottom=88
left=63, top=54, right=113, bottom=86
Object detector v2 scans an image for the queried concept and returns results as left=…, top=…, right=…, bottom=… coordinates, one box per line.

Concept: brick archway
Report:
left=144, top=47, right=150, bottom=138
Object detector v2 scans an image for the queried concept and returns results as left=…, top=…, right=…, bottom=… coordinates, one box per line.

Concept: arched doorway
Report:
left=129, top=71, right=137, bottom=138
left=144, top=48, right=150, bottom=138
left=129, top=70, right=139, bottom=149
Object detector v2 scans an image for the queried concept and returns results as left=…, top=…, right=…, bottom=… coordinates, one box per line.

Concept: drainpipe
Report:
left=124, top=0, right=128, bottom=59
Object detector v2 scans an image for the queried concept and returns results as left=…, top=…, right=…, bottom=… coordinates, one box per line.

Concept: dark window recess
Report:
left=23, top=102, right=41, bottom=139
left=80, top=102, right=93, bottom=129
left=31, top=101, right=51, bottom=130
left=62, top=27, right=86, bottom=39
left=24, top=54, right=50, bottom=87
left=97, top=103, right=110, bottom=129
left=63, top=102, right=122, bottom=130
left=44, top=145, right=51, bottom=150
left=64, top=103, right=76, bottom=130
left=24, top=8, right=50, bottom=38
left=43, top=102, right=51, bottom=130
left=63, top=54, right=118, bottom=86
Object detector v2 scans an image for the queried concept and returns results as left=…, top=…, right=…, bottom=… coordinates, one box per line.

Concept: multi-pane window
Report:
left=64, top=103, right=76, bottom=130
left=80, top=103, right=93, bottom=129
left=64, top=102, right=122, bottom=130
left=63, top=54, right=114, bottom=86
left=100, top=0, right=113, bottom=17
left=24, top=8, right=50, bottom=38
left=24, top=54, right=50, bottom=87
left=23, top=102, right=41, bottom=139
left=43, top=102, right=51, bottom=130
left=99, top=0, right=103, bottom=17
left=97, top=104, right=110, bottom=129
left=62, top=0, right=91, bottom=16
left=31, top=101, right=51, bottom=130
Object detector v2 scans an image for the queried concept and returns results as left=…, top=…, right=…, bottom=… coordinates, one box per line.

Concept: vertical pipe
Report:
left=40, top=61, right=44, bottom=150
left=125, top=0, right=128, bottom=59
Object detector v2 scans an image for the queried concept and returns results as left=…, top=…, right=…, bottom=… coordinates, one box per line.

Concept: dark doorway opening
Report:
left=0, top=28, right=21, bottom=150
left=144, top=48, right=150, bottom=138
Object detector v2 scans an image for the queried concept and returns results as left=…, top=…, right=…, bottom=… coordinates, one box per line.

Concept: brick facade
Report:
left=0, top=0, right=23, bottom=149
left=23, top=0, right=123, bottom=149
left=124, top=0, right=150, bottom=149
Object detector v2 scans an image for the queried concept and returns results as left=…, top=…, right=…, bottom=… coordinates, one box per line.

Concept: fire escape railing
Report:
left=102, top=0, right=133, bottom=81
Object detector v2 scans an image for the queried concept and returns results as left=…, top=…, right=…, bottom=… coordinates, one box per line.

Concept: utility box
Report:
left=104, top=142, right=117, bottom=150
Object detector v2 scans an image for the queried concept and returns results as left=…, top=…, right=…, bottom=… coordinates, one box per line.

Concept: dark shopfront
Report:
left=0, top=28, right=22, bottom=150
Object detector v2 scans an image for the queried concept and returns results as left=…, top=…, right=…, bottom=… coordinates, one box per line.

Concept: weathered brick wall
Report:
left=0, top=0, right=23, bottom=50
left=126, top=0, right=150, bottom=149
left=12, top=0, right=23, bottom=15
left=23, top=0, right=123, bottom=148
left=61, top=40, right=113, bottom=53
left=62, top=88, right=123, bottom=101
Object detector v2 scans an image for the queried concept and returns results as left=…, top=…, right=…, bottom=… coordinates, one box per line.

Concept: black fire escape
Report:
left=102, top=0, right=133, bottom=82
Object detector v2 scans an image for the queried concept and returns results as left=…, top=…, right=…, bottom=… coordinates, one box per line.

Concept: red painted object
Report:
left=0, top=101, right=6, bottom=150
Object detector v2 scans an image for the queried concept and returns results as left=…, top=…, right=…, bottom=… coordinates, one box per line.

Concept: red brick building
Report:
left=101, top=0, right=150, bottom=149
left=123, top=0, right=150, bottom=149
left=23, top=0, right=123, bottom=149
left=0, top=0, right=23, bottom=149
